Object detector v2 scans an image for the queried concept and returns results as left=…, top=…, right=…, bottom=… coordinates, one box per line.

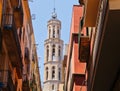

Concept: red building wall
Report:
left=65, top=5, right=86, bottom=91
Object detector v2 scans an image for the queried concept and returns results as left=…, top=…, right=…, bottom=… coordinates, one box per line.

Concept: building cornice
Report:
left=44, top=38, right=63, bottom=45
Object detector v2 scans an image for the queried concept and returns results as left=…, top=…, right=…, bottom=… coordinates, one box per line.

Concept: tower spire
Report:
left=54, top=0, right=55, bottom=12
left=52, top=0, right=57, bottom=19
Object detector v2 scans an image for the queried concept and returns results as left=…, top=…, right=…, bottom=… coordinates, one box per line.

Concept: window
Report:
left=25, top=47, right=29, bottom=59
left=53, top=49, right=55, bottom=56
left=27, top=64, right=30, bottom=74
left=49, top=27, right=51, bottom=38
left=58, top=68, right=61, bottom=80
left=57, top=29, right=59, bottom=35
left=46, top=45, right=49, bottom=61
left=86, top=27, right=89, bottom=36
left=59, top=49, right=60, bottom=56
left=53, top=25, right=55, bottom=31
left=58, top=46, right=61, bottom=56
left=53, top=30, right=55, bottom=38
left=52, top=66, right=55, bottom=79
left=47, top=49, right=49, bottom=61
left=46, top=67, right=48, bottom=80
left=74, top=35, right=78, bottom=43
left=52, top=84, right=54, bottom=90
left=32, top=54, right=35, bottom=62
left=19, top=27, right=22, bottom=41
left=23, top=27, right=25, bottom=42
left=53, top=25, right=55, bottom=38
left=58, top=46, right=61, bottom=60
left=52, top=45, right=55, bottom=60
left=57, top=26, right=59, bottom=37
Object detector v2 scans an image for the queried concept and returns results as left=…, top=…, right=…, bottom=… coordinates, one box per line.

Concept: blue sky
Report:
left=29, top=0, right=79, bottom=86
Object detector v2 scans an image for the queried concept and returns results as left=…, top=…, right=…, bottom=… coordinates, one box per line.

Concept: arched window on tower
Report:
left=58, top=46, right=61, bottom=60
left=46, top=67, right=48, bottom=80
left=53, top=25, right=55, bottom=38
left=58, top=68, right=61, bottom=80
left=49, top=27, right=51, bottom=38
left=52, top=84, right=54, bottom=91
left=46, top=45, right=49, bottom=62
left=57, top=26, right=59, bottom=38
left=52, top=66, right=55, bottom=79
left=52, top=45, right=55, bottom=61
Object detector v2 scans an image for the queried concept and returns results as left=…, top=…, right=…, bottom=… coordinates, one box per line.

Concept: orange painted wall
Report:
left=66, top=5, right=84, bottom=81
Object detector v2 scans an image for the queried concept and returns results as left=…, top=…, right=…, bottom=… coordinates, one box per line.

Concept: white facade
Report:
left=43, top=13, right=64, bottom=91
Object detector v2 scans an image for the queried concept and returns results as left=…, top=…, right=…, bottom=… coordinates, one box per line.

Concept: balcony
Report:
left=22, top=80, right=30, bottom=91
left=0, top=70, right=15, bottom=91
left=81, top=0, right=100, bottom=27
left=70, top=74, right=86, bottom=91
left=7, top=71, right=16, bottom=91
left=79, top=36, right=90, bottom=63
left=87, top=1, right=120, bottom=91
left=13, top=10, right=23, bottom=28
left=0, top=70, right=8, bottom=88
left=30, top=78, right=37, bottom=91
left=2, top=14, right=22, bottom=78
left=72, top=74, right=86, bottom=86
left=3, top=14, right=13, bottom=29
left=10, top=0, right=19, bottom=8
left=9, top=0, right=23, bottom=28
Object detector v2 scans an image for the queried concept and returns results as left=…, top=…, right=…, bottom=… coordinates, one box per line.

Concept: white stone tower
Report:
left=43, top=9, right=64, bottom=91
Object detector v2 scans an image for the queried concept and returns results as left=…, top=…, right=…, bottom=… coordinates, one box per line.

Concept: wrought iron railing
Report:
left=0, top=70, right=15, bottom=91
left=2, top=14, right=13, bottom=29
left=0, top=70, right=8, bottom=87
left=2, top=13, right=23, bottom=73
left=7, top=71, right=16, bottom=91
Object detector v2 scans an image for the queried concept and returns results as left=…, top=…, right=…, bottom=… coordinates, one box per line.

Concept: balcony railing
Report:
left=10, top=0, right=22, bottom=10
left=0, top=70, right=8, bottom=87
left=2, top=14, right=13, bottom=29
left=2, top=13, right=23, bottom=77
left=0, top=70, right=15, bottom=91
left=22, top=79, right=29, bottom=88
left=7, top=71, right=16, bottom=91
left=8, top=0, right=23, bottom=28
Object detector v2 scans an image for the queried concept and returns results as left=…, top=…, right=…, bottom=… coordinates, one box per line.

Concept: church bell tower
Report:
left=43, top=8, right=64, bottom=91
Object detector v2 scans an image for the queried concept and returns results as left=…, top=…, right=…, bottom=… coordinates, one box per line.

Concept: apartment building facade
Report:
left=64, top=0, right=120, bottom=91
left=78, top=0, right=120, bottom=91
left=0, top=0, right=42, bottom=91
left=64, top=5, right=87, bottom=91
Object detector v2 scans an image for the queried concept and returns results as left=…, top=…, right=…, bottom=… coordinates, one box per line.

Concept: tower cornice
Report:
left=44, top=38, right=63, bottom=45
left=44, top=60, right=62, bottom=65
